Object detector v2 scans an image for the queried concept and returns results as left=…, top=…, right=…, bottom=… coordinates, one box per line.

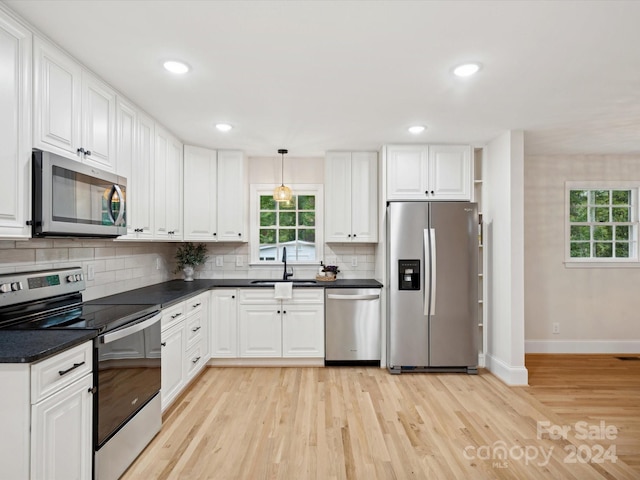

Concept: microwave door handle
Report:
left=113, top=184, right=125, bottom=226
left=106, top=185, right=117, bottom=225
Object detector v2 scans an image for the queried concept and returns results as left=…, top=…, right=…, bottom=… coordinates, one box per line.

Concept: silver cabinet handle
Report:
left=101, top=312, right=161, bottom=344
left=326, top=294, right=380, bottom=300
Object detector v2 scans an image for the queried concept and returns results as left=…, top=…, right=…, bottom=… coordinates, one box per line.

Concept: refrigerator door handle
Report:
left=423, top=229, right=430, bottom=316
left=429, top=228, right=436, bottom=316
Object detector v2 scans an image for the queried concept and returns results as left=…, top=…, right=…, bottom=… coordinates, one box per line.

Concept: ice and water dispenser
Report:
left=398, top=260, right=420, bottom=290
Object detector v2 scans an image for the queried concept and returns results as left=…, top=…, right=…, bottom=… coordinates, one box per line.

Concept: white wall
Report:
left=525, top=154, right=640, bottom=353
left=484, top=131, right=528, bottom=385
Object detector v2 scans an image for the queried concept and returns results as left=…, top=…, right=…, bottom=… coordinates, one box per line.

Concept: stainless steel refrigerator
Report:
left=387, top=201, right=478, bottom=374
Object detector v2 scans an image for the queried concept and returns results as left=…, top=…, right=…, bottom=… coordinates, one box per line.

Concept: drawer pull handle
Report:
left=171, top=313, right=182, bottom=319
left=161, top=342, right=167, bottom=347
left=58, top=361, right=85, bottom=376
left=88, top=386, right=97, bottom=394
left=192, top=356, right=201, bottom=364
left=191, top=326, right=201, bottom=332
left=192, top=303, right=201, bottom=308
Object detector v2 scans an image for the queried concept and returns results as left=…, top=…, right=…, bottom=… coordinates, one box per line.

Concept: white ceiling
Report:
left=4, top=0, right=640, bottom=157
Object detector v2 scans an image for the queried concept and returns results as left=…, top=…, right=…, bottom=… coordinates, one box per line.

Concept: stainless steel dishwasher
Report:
left=325, top=288, right=381, bottom=365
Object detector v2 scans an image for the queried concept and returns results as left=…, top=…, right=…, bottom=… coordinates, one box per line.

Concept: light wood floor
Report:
left=123, top=357, right=640, bottom=479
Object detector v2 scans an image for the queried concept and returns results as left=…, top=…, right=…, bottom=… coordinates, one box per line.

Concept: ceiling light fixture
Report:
left=453, top=62, right=481, bottom=77
left=408, top=125, right=426, bottom=134
left=215, top=123, right=232, bottom=132
left=273, top=149, right=292, bottom=202
left=163, top=60, right=190, bottom=74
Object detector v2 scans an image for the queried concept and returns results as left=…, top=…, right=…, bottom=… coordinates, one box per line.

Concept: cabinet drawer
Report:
left=162, top=301, right=186, bottom=331
left=31, top=341, right=93, bottom=404
left=185, top=343, right=205, bottom=380
left=185, top=312, right=204, bottom=350
left=290, top=288, right=324, bottom=304
left=185, top=293, right=206, bottom=315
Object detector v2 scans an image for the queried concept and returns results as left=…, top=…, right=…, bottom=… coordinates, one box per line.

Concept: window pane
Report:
left=612, top=190, right=630, bottom=205
left=260, top=195, right=276, bottom=210
left=570, top=190, right=588, bottom=206
left=612, top=207, right=629, bottom=222
left=593, top=225, right=612, bottom=240
left=260, top=229, right=276, bottom=244
left=570, top=242, right=590, bottom=257
left=298, top=212, right=315, bottom=226
left=298, top=195, right=315, bottom=210
left=594, top=243, right=613, bottom=257
left=260, top=212, right=276, bottom=227
left=298, top=228, right=315, bottom=243
left=570, top=206, right=588, bottom=222
left=279, top=212, right=296, bottom=226
left=616, top=242, right=630, bottom=258
left=280, top=197, right=296, bottom=210
left=279, top=229, right=295, bottom=243
left=593, top=207, right=610, bottom=222
left=570, top=226, right=590, bottom=241
left=615, top=225, right=629, bottom=240
left=592, top=190, right=610, bottom=205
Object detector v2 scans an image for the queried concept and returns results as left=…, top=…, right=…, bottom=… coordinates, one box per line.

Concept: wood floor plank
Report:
left=123, top=361, right=639, bottom=479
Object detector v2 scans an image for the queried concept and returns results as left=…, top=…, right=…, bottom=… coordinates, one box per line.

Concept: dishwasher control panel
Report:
left=398, top=259, right=420, bottom=290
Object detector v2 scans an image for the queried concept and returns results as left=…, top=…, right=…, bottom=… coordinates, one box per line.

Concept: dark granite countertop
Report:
left=0, top=329, right=98, bottom=363
left=89, top=278, right=383, bottom=308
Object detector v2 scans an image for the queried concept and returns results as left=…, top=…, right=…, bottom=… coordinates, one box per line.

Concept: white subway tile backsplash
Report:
left=69, top=248, right=95, bottom=261
left=36, top=248, right=69, bottom=263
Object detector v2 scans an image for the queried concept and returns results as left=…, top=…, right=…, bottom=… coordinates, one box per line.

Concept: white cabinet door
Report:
left=210, top=289, right=238, bottom=358
left=216, top=150, right=245, bottom=241
left=81, top=71, right=116, bottom=171
left=0, top=12, right=31, bottom=238
left=324, top=151, right=352, bottom=242
left=350, top=151, right=378, bottom=242
left=115, top=96, right=137, bottom=238
left=282, top=304, right=325, bottom=358
left=429, top=144, right=472, bottom=200
left=33, top=36, right=82, bottom=158
left=161, top=322, right=185, bottom=411
left=30, top=373, right=93, bottom=480
left=154, top=126, right=182, bottom=240
left=183, top=145, right=217, bottom=240
left=386, top=145, right=429, bottom=200
left=129, top=111, right=155, bottom=238
left=239, top=305, right=281, bottom=357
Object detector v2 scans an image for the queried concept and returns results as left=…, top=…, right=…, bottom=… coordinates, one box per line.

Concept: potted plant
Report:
left=174, top=242, right=208, bottom=281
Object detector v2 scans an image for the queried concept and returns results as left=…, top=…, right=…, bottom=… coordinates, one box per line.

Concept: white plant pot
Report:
left=182, top=265, right=195, bottom=282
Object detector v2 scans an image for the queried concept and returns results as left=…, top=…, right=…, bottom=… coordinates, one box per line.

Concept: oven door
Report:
left=96, top=311, right=161, bottom=449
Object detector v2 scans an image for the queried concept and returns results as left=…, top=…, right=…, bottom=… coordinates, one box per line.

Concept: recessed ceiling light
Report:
left=163, top=60, right=190, bottom=74
left=408, top=125, right=426, bottom=134
left=453, top=63, right=481, bottom=77
left=215, top=123, right=233, bottom=132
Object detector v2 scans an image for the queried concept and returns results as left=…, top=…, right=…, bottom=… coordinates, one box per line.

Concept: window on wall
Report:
left=250, top=185, right=323, bottom=264
left=566, top=183, right=638, bottom=263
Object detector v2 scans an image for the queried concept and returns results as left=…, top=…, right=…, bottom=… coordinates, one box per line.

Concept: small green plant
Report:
left=174, top=242, right=208, bottom=273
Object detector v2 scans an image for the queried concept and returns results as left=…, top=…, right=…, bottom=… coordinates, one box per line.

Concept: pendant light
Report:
left=273, top=148, right=292, bottom=202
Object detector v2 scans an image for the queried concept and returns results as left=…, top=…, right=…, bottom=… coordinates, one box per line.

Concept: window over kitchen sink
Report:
left=250, top=184, right=323, bottom=264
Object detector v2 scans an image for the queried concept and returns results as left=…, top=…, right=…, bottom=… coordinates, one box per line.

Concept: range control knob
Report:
left=11, top=282, right=23, bottom=291
left=0, top=283, right=12, bottom=293
left=77, top=273, right=84, bottom=281
left=67, top=275, right=75, bottom=283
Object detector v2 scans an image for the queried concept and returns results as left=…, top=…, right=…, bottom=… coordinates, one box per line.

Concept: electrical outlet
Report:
left=351, top=256, right=358, bottom=267
left=87, top=264, right=95, bottom=281
left=552, top=322, right=560, bottom=334
left=236, top=255, right=244, bottom=267
left=216, top=256, right=223, bottom=267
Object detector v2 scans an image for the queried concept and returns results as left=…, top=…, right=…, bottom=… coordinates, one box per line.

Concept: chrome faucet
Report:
left=282, top=247, right=293, bottom=280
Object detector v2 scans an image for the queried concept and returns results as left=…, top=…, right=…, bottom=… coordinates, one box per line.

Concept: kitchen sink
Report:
left=250, top=280, right=317, bottom=285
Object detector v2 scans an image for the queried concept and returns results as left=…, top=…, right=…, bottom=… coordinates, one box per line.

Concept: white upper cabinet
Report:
left=33, top=36, right=117, bottom=171
left=0, top=11, right=31, bottom=238
left=184, top=146, right=246, bottom=242
left=385, top=144, right=471, bottom=201
left=154, top=125, right=183, bottom=240
left=325, top=151, right=378, bottom=243
left=129, top=111, right=155, bottom=239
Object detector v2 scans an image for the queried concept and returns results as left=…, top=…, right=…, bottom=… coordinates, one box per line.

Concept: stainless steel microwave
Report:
left=32, top=149, right=127, bottom=238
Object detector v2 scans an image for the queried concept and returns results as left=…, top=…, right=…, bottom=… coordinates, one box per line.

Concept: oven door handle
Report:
left=100, top=312, right=162, bottom=344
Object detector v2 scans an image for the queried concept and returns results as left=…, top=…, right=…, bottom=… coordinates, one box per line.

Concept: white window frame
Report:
left=250, top=184, right=324, bottom=265
left=565, top=181, right=640, bottom=267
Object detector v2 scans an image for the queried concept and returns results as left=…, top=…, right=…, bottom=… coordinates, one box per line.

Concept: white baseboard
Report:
left=485, top=354, right=528, bottom=386
left=207, top=357, right=325, bottom=367
left=525, top=340, right=640, bottom=354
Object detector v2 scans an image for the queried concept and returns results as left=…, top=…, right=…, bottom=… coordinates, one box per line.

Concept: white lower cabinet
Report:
left=282, top=304, right=325, bottom=357
left=210, top=289, right=238, bottom=357
left=160, top=292, right=209, bottom=412
left=239, top=306, right=282, bottom=357
left=0, top=340, right=94, bottom=480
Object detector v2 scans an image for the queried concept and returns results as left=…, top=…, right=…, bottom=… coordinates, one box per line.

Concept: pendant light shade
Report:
left=273, top=149, right=293, bottom=202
